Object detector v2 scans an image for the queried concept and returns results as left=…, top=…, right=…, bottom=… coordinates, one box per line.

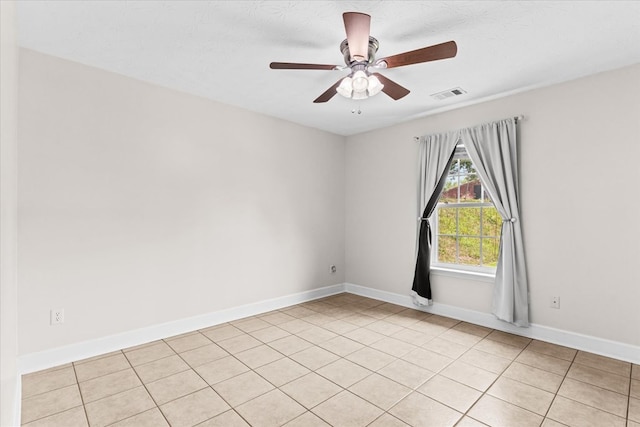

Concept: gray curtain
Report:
left=461, top=118, right=529, bottom=326
left=412, top=131, right=459, bottom=306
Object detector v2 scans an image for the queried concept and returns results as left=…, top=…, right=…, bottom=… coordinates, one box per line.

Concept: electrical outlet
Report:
left=51, top=309, right=64, bottom=325
left=550, top=296, right=560, bottom=309
left=329, top=265, right=337, bottom=274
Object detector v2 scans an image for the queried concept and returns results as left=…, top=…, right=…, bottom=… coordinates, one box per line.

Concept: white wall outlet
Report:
left=51, top=309, right=64, bottom=325
left=329, top=265, right=337, bottom=274
left=550, top=296, right=560, bottom=309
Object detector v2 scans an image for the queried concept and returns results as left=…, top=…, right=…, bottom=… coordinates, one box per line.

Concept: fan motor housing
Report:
left=340, top=36, right=380, bottom=66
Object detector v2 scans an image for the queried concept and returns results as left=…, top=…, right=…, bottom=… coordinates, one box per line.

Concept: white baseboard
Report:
left=18, top=281, right=639, bottom=377
left=344, top=282, right=640, bottom=364
left=18, top=284, right=345, bottom=375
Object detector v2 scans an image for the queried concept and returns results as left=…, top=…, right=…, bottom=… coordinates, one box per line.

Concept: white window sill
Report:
left=431, top=266, right=495, bottom=283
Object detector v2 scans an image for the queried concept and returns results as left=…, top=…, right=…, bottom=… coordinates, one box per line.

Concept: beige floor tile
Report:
left=194, top=355, right=249, bottom=385
left=213, top=370, right=274, bottom=406
left=574, top=351, right=632, bottom=377
left=268, top=335, right=313, bottom=356
left=632, top=364, right=640, bottom=380
left=566, top=363, right=630, bottom=394
left=546, top=395, right=626, bottom=427
left=417, top=374, right=482, bottom=413
left=122, top=340, right=163, bottom=353
left=249, top=325, right=291, bottom=343
left=21, top=406, right=87, bottom=427
left=502, top=362, right=564, bottom=393
left=455, top=416, right=489, bottom=426
left=458, top=348, right=511, bottom=374
left=84, top=386, right=155, bottom=427
left=391, top=328, right=434, bottom=346
left=318, top=335, right=365, bottom=357
left=124, top=341, right=175, bottom=367
left=422, top=336, right=470, bottom=359
left=235, top=389, right=306, bottom=427
left=360, top=306, right=393, bottom=320
left=628, top=421, right=640, bottom=427
left=485, top=330, right=531, bottom=349
left=197, top=409, right=250, bottom=426
left=440, top=360, right=498, bottom=392
left=487, top=376, right=555, bottom=415
left=74, top=353, right=131, bottom=382
left=281, top=372, right=342, bottom=409
left=133, top=354, right=190, bottom=383
left=322, top=319, right=360, bottom=335
left=344, top=327, right=386, bottom=346
left=405, top=319, right=449, bottom=336
left=312, top=390, right=383, bottom=427
left=370, top=336, right=418, bottom=358
left=377, top=359, right=435, bottom=389
left=349, top=373, right=411, bottom=410
left=232, top=316, right=272, bottom=333
left=281, top=306, right=316, bottom=318
left=389, top=392, right=462, bottom=427
left=146, top=369, right=207, bottom=405
left=541, top=418, right=567, bottom=427
left=423, top=314, right=459, bottom=328
left=401, top=347, right=454, bottom=373
left=558, top=377, right=628, bottom=417
left=165, top=332, right=212, bottom=353
left=515, top=348, right=571, bottom=375
left=258, top=311, right=296, bottom=326
left=367, top=413, right=410, bottom=426
left=452, top=322, right=492, bottom=338
left=630, top=397, right=640, bottom=423
left=234, top=344, right=284, bottom=369
left=255, top=357, right=310, bottom=387
left=305, top=313, right=336, bottom=326
left=21, top=384, right=83, bottom=424
left=278, top=318, right=314, bottom=334
left=439, top=328, right=484, bottom=347
left=341, top=313, right=378, bottom=327
left=109, top=408, right=169, bottom=427
left=79, top=368, right=141, bottom=403
left=160, top=387, right=230, bottom=427
left=345, top=347, right=396, bottom=371
left=283, top=411, right=331, bottom=426
left=316, top=358, right=372, bottom=388
left=365, top=320, right=405, bottom=336
left=526, top=340, right=577, bottom=361
left=22, top=366, right=77, bottom=399
left=216, top=333, right=262, bottom=354
left=179, top=343, right=228, bottom=367
left=296, top=326, right=338, bottom=344
left=473, top=338, right=523, bottom=360
left=200, top=324, right=244, bottom=342
left=73, top=351, right=122, bottom=366
left=289, top=346, right=340, bottom=370
left=468, top=394, right=543, bottom=427
left=632, top=378, right=640, bottom=399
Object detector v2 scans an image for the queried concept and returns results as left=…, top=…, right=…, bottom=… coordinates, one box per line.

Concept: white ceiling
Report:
left=16, top=1, right=640, bottom=136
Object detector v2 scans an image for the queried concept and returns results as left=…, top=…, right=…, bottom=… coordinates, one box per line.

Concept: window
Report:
left=432, top=145, right=501, bottom=274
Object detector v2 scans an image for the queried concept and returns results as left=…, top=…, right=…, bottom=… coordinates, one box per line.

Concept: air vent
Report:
left=431, top=87, right=467, bottom=100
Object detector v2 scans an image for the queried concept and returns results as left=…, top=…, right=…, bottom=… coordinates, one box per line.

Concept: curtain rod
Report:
left=413, top=115, right=524, bottom=142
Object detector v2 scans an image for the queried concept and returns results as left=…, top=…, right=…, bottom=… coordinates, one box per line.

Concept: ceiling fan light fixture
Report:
left=336, top=77, right=353, bottom=98
left=367, top=74, right=384, bottom=96
left=351, top=70, right=369, bottom=93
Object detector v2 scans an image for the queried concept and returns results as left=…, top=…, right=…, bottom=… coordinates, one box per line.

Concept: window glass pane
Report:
left=459, top=237, right=481, bottom=266
left=438, top=236, right=457, bottom=263
left=438, top=207, right=457, bottom=235
left=482, top=238, right=500, bottom=267
left=441, top=176, right=459, bottom=203
left=459, top=207, right=480, bottom=236
left=482, top=207, right=501, bottom=237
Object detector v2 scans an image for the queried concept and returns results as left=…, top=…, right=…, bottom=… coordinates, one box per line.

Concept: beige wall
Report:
left=18, top=50, right=346, bottom=355
left=1, top=1, right=20, bottom=425
left=346, top=64, right=640, bottom=346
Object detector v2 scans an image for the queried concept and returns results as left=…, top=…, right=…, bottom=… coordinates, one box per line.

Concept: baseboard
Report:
left=344, top=282, right=640, bottom=364
left=18, top=284, right=345, bottom=375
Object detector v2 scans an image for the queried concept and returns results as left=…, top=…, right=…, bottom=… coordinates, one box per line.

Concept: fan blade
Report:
left=371, top=73, right=410, bottom=100
left=313, top=79, right=343, bottom=103
left=377, top=41, right=457, bottom=69
left=343, top=12, right=371, bottom=62
left=270, top=62, right=339, bottom=70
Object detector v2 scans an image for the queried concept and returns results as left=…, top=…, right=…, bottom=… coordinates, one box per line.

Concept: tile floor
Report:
left=21, top=293, right=639, bottom=427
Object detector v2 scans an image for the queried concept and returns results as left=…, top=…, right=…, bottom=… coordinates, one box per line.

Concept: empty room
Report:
left=1, top=1, right=639, bottom=426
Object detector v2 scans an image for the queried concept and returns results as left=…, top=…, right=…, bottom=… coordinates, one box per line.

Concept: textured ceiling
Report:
left=16, top=1, right=640, bottom=136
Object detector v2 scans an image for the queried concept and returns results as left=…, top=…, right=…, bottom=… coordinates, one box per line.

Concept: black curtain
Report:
left=412, top=149, right=457, bottom=299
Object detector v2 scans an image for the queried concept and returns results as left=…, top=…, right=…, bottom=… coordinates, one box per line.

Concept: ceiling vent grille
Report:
left=431, top=87, right=467, bottom=100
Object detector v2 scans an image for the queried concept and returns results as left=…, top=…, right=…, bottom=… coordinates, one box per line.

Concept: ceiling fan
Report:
left=270, top=12, right=457, bottom=103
